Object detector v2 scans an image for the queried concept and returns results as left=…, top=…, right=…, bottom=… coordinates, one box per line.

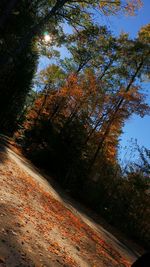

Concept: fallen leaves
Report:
left=0, top=153, right=133, bottom=267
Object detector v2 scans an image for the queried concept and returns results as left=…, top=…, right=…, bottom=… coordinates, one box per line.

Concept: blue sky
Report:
left=101, top=0, right=150, bottom=38
left=39, top=0, right=150, bottom=162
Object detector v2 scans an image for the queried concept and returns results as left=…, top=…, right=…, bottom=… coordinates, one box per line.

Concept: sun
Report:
left=43, top=31, right=51, bottom=43
left=44, top=34, right=51, bottom=42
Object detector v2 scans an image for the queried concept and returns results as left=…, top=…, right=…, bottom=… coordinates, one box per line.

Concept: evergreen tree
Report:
left=0, top=0, right=37, bottom=133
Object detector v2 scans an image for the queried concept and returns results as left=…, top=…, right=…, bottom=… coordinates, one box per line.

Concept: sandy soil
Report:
left=0, top=144, right=142, bottom=267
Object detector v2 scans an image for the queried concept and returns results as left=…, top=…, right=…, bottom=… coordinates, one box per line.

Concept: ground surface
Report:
left=0, top=141, right=143, bottom=267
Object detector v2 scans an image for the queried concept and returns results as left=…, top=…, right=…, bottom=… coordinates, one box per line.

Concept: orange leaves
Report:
left=24, top=71, right=102, bottom=135
left=61, top=73, right=83, bottom=100
left=125, top=0, right=143, bottom=16
left=48, top=242, right=61, bottom=255
left=118, top=87, right=141, bottom=101
left=98, top=0, right=142, bottom=16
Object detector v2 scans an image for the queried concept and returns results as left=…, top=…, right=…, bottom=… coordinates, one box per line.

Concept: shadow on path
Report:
left=0, top=203, right=34, bottom=267
left=0, top=138, right=7, bottom=163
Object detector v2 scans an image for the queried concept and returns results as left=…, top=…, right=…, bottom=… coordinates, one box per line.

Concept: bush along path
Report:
left=0, top=145, right=142, bottom=267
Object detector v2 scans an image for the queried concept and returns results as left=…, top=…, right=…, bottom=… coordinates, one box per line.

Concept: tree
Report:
left=88, top=25, right=150, bottom=168
left=0, top=0, right=38, bottom=133
left=61, top=25, right=117, bottom=74
left=25, top=24, right=150, bottom=170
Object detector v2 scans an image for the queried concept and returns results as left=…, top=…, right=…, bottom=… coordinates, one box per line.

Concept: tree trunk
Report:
left=89, top=59, right=145, bottom=170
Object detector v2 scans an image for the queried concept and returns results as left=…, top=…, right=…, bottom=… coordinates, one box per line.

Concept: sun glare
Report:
left=44, top=34, right=51, bottom=42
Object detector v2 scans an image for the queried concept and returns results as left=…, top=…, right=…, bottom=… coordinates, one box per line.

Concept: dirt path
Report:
left=0, top=146, right=141, bottom=267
